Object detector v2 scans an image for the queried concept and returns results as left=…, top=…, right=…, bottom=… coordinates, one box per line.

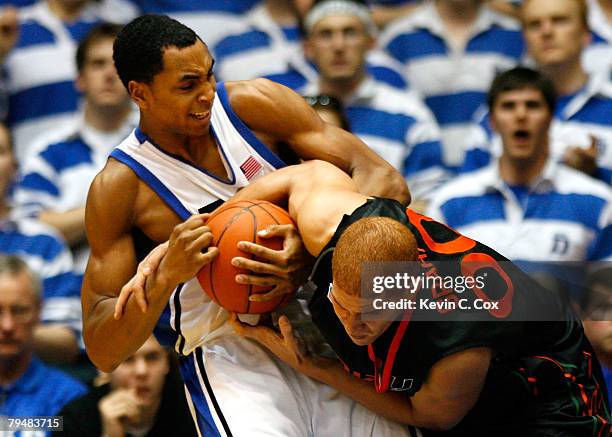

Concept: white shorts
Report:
left=179, top=335, right=420, bottom=437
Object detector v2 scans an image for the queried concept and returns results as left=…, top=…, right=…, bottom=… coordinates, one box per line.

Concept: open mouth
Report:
left=513, top=129, right=530, bottom=140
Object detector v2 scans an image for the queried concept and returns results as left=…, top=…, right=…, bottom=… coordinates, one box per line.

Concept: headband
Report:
left=304, top=0, right=377, bottom=37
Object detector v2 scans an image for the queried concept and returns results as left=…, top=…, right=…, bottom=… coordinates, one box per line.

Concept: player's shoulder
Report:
left=225, top=78, right=293, bottom=107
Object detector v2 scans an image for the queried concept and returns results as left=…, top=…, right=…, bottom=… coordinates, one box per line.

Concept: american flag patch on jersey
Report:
left=240, top=156, right=262, bottom=180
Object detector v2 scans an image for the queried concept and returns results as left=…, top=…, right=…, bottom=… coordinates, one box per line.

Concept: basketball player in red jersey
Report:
left=226, top=160, right=611, bottom=435
left=83, top=14, right=410, bottom=437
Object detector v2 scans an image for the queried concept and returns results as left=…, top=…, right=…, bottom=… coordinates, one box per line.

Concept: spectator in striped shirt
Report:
left=428, top=67, right=612, bottom=305
left=13, top=23, right=136, bottom=281
left=300, top=0, right=448, bottom=204
left=463, top=0, right=612, bottom=184
left=0, top=122, right=81, bottom=364
left=379, top=0, right=524, bottom=170
left=0, top=0, right=137, bottom=163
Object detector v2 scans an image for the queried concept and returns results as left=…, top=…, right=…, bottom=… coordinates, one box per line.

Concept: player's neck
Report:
left=499, top=150, right=548, bottom=186
left=84, top=101, right=132, bottom=133
left=540, top=61, right=588, bottom=96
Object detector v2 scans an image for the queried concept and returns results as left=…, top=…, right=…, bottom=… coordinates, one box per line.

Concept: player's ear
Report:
left=129, top=81, right=149, bottom=109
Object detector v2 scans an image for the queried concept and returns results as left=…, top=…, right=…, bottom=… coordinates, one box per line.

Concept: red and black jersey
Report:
left=308, top=197, right=611, bottom=435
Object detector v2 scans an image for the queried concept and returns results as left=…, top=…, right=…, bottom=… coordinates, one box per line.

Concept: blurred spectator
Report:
left=0, top=255, right=87, bottom=424
left=379, top=0, right=524, bottom=169
left=301, top=0, right=448, bottom=202
left=428, top=68, right=612, bottom=289
left=0, top=0, right=137, bottom=163
left=213, top=0, right=407, bottom=91
left=463, top=0, right=612, bottom=184
left=13, top=23, right=136, bottom=281
left=58, top=335, right=197, bottom=437
left=305, top=94, right=350, bottom=129
left=0, top=121, right=81, bottom=364
left=130, top=0, right=260, bottom=49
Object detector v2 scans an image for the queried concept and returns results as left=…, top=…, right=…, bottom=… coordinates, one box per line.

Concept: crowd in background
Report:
left=0, top=0, right=610, bottom=434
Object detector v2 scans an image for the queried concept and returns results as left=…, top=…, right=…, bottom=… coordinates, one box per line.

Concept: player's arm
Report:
left=227, top=79, right=411, bottom=205
left=231, top=160, right=367, bottom=256
left=233, top=314, right=491, bottom=430
left=82, top=161, right=217, bottom=371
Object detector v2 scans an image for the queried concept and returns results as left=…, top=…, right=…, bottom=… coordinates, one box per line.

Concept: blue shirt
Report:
left=0, top=358, right=87, bottom=436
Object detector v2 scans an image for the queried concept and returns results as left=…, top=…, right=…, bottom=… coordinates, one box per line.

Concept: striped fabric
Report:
left=379, top=2, right=524, bottom=169
left=12, top=115, right=137, bottom=275
left=301, top=77, right=449, bottom=200
left=3, top=0, right=137, bottom=163
left=0, top=216, right=81, bottom=335
left=583, top=0, right=612, bottom=75
left=462, top=72, right=612, bottom=184
left=131, top=0, right=258, bottom=48
left=428, top=159, right=612, bottom=263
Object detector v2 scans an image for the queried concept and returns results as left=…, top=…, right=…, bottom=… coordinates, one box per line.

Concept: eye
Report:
left=179, top=82, right=194, bottom=90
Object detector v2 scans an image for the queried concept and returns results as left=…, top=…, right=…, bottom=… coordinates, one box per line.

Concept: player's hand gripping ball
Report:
left=197, top=200, right=295, bottom=314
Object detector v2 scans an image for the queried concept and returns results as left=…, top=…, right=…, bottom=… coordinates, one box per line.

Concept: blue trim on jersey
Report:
left=386, top=30, right=447, bottom=63
left=41, top=137, right=93, bottom=172
left=440, top=194, right=505, bottom=229
left=133, top=127, right=238, bottom=185
left=466, top=27, right=523, bottom=58
left=153, top=304, right=179, bottom=348
left=173, top=283, right=187, bottom=355
left=178, top=350, right=227, bottom=437
left=425, top=91, right=486, bottom=125
left=110, top=149, right=191, bottom=220
left=216, top=82, right=286, bottom=169
left=15, top=21, right=55, bottom=49
left=347, top=106, right=416, bottom=143
left=7, top=81, right=79, bottom=125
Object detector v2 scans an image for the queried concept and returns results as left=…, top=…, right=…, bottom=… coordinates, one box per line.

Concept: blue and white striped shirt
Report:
left=428, top=159, right=612, bottom=263
left=0, top=215, right=81, bottom=335
left=379, top=2, right=524, bottom=168
left=462, top=72, right=612, bottom=184
left=302, top=77, right=448, bottom=200
left=13, top=115, right=137, bottom=275
left=130, top=0, right=259, bottom=49
left=2, top=1, right=137, bottom=163
left=584, top=0, right=612, bottom=75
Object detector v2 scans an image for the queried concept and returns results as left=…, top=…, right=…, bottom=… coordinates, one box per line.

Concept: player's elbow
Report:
left=85, top=342, right=120, bottom=373
left=377, top=166, right=411, bottom=206
left=425, top=416, right=463, bottom=432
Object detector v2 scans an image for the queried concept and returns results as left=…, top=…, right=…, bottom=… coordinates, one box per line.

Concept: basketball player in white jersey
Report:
left=82, top=15, right=412, bottom=437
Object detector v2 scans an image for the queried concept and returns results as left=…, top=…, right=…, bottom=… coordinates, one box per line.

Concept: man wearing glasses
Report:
left=0, top=255, right=86, bottom=428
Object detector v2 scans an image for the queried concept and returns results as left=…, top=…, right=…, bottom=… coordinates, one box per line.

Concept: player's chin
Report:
left=348, top=333, right=374, bottom=346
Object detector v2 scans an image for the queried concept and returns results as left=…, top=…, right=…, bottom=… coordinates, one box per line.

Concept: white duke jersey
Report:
left=109, top=82, right=285, bottom=355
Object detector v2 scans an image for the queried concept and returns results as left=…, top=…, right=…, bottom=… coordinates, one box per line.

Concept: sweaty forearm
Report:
left=84, top=272, right=174, bottom=372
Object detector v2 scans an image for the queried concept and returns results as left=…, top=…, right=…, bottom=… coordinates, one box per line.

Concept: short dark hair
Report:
left=113, top=14, right=199, bottom=90
left=487, top=67, right=556, bottom=113
left=76, top=22, right=123, bottom=72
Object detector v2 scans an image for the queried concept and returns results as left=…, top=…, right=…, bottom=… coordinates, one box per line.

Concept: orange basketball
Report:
left=197, top=200, right=295, bottom=314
